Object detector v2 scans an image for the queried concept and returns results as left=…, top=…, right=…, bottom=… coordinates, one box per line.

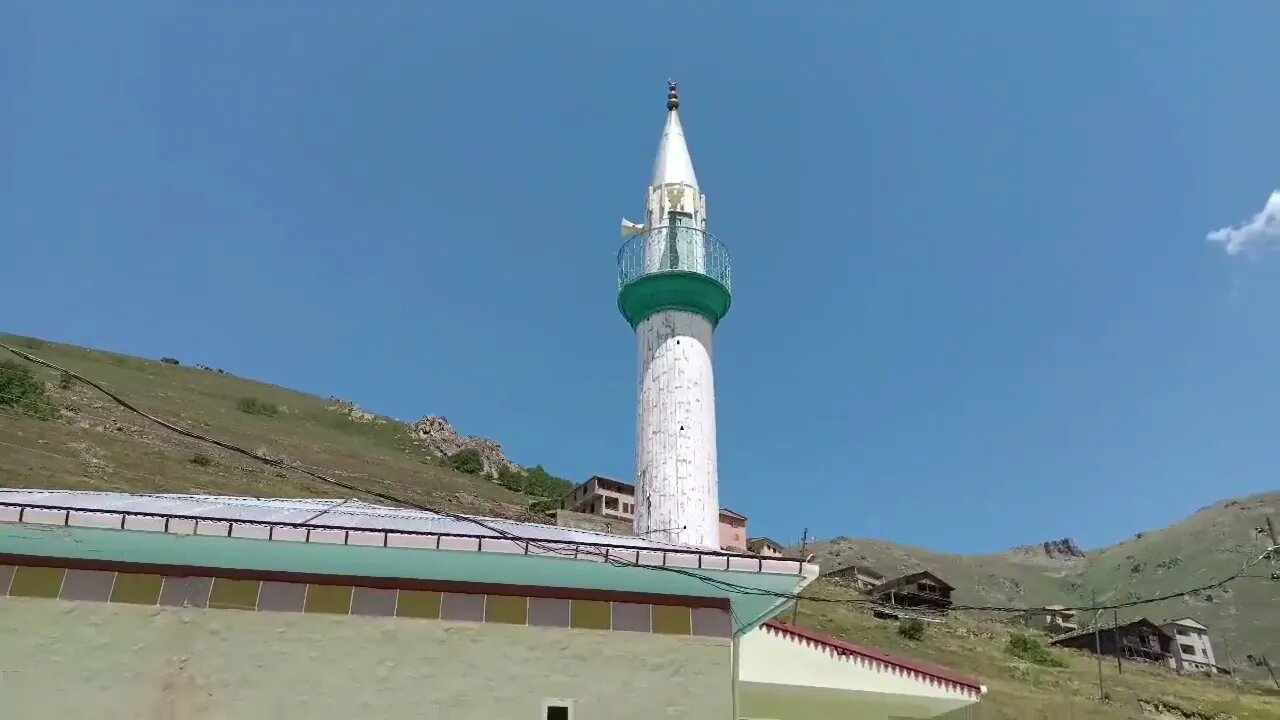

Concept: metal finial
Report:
left=666, top=80, right=679, bottom=111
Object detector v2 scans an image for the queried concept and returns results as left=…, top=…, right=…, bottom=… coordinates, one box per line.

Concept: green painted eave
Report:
left=618, top=271, right=732, bottom=329
left=0, top=523, right=800, bottom=636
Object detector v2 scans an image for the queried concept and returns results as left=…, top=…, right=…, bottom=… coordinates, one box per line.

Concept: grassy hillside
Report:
left=0, top=333, right=542, bottom=519
left=807, top=493, right=1280, bottom=688
left=795, top=581, right=1280, bottom=719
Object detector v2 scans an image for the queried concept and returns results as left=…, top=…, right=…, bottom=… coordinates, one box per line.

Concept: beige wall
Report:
left=551, top=509, right=635, bottom=537
left=0, top=597, right=733, bottom=719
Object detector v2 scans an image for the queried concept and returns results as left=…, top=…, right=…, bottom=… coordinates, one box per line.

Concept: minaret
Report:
left=617, top=82, right=732, bottom=550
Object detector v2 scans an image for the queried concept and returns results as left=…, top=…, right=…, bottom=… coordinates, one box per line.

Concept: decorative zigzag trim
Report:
left=762, top=621, right=986, bottom=698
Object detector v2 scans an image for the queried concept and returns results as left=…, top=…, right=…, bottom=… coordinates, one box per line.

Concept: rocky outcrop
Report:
left=326, top=399, right=381, bottom=424
left=409, top=415, right=518, bottom=478
left=1041, top=538, right=1085, bottom=559
left=1011, top=537, right=1086, bottom=560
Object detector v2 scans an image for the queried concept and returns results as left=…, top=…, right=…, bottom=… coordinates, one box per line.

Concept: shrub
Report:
left=448, top=449, right=485, bottom=475
left=235, top=397, right=279, bottom=417
left=1005, top=632, right=1064, bottom=667
left=530, top=498, right=558, bottom=514
left=0, top=361, right=57, bottom=420
left=160, top=357, right=180, bottom=365
left=496, top=465, right=573, bottom=499
left=190, top=453, right=214, bottom=467
left=58, top=371, right=75, bottom=390
left=898, top=618, right=926, bottom=641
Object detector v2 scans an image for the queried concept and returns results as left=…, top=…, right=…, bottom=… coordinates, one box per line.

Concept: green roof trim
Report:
left=618, top=271, right=732, bottom=329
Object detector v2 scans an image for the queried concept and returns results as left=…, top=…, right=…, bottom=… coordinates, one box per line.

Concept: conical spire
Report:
left=651, top=81, right=698, bottom=189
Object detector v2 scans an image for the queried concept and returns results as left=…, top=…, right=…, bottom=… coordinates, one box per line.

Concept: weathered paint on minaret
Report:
left=617, top=83, right=732, bottom=550
left=635, top=310, right=720, bottom=548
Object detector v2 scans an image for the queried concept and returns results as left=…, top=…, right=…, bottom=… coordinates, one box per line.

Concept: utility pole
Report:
left=1092, top=591, right=1105, bottom=701
left=790, top=527, right=809, bottom=624
left=1112, top=609, right=1122, bottom=675
left=1263, top=654, right=1280, bottom=691
left=1221, top=633, right=1240, bottom=703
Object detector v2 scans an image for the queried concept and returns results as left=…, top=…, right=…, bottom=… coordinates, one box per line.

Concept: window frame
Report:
left=543, top=698, right=576, bottom=720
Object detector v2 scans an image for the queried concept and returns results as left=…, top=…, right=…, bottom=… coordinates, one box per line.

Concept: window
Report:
left=544, top=699, right=575, bottom=720
left=605, top=497, right=619, bottom=510
left=1180, top=644, right=1196, bottom=656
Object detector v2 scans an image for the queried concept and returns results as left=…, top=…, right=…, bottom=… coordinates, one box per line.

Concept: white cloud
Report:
left=1207, top=189, right=1280, bottom=255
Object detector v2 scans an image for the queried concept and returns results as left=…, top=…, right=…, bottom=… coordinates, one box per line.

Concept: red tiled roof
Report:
left=762, top=620, right=986, bottom=696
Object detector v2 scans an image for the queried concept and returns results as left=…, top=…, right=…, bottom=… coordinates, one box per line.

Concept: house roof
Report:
left=719, top=507, right=747, bottom=520
left=873, top=570, right=953, bottom=592
left=1050, top=617, right=1170, bottom=645
left=588, top=475, right=632, bottom=490
left=0, top=489, right=725, bottom=555
left=762, top=620, right=985, bottom=696
left=1163, top=617, right=1209, bottom=631
left=0, top=489, right=822, bottom=638
left=824, top=564, right=886, bottom=579
left=747, top=536, right=783, bottom=548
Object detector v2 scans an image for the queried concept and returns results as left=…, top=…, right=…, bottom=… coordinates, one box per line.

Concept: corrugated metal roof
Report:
left=0, top=488, right=693, bottom=551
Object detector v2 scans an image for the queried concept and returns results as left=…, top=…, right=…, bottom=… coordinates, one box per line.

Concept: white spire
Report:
left=651, top=83, right=698, bottom=189
left=633, top=82, right=708, bottom=233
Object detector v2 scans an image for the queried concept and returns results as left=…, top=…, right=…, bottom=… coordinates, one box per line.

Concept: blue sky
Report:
left=4, top=2, right=1279, bottom=554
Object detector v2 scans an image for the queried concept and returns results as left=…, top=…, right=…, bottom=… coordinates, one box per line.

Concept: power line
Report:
left=2, top=421, right=1273, bottom=613
left=1, top=342, right=1275, bottom=615
left=0, top=343, right=791, bottom=603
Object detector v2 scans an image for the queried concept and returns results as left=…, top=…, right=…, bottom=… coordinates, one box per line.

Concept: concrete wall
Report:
left=718, top=513, right=746, bottom=551
left=1163, top=622, right=1217, bottom=672
left=0, top=597, right=733, bottom=719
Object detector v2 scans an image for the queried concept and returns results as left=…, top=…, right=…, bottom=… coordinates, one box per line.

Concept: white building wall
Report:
left=1162, top=622, right=1217, bottom=672
left=635, top=309, right=720, bottom=549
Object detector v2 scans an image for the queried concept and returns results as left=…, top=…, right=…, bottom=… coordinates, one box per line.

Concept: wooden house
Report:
left=1050, top=617, right=1176, bottom=668
left=869, top=571, right=954, bottom=614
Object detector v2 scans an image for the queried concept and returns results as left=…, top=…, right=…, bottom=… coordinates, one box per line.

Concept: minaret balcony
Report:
left=617, top=225, right=732, bottom=329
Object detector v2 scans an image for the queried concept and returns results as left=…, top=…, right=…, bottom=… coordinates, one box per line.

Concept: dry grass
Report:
left=0, top=334, right=537, bottom=519
left=795, top=582, right=1280, bottom=719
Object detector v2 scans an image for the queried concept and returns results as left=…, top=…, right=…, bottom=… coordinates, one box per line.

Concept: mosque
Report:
left=0, top=84, right=984, bottom=719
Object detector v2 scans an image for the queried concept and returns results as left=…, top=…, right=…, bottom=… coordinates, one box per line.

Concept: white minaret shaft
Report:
left=635, top=310, right=720, bottom=548
left=625, top=82, right=724, bottom=550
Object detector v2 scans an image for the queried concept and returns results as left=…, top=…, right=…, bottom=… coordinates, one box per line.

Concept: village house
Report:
left=822, top=563, right=886, bottom=592
left=1050, top=615, right=1221, bottom=675
left=747, top=537, right=785, bottom=557
left=1160, top=617, right=1218, bottom=674
left=870, top=571, right=955, bottom=616
left=1011, top=604, right=1079, bottom=636
left=1050, top=617, right=1177, bottom=668
left=559, top=476, right=750, bottom=552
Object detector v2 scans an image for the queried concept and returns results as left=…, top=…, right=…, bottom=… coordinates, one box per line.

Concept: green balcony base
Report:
left=618, top=271, right=732, bottom=329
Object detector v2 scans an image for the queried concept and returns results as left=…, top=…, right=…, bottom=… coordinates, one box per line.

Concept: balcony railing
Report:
left=617, top=225, right=731, bottom=294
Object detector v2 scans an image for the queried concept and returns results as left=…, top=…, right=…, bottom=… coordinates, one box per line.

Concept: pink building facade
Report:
left=560, top=476, right=749, bottom=552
